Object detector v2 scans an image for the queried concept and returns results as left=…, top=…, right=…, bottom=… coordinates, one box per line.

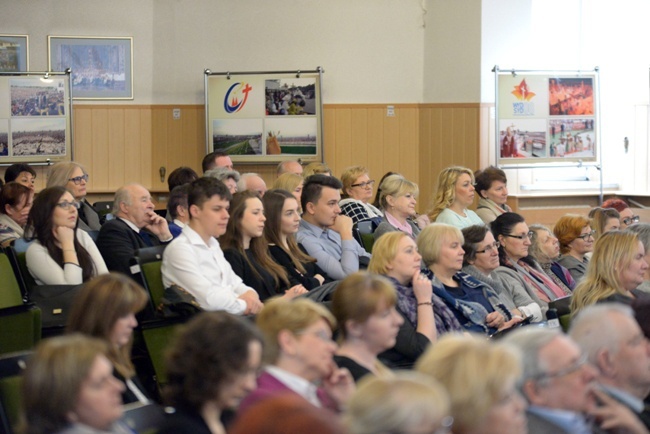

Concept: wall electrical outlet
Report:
left=173, top=108, right=181, bottom=120
left=386, top=105, right=395, bottom=117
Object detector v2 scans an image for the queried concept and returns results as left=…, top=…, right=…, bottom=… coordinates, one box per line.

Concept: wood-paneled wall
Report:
left=1, top=103, right=487, bottom=212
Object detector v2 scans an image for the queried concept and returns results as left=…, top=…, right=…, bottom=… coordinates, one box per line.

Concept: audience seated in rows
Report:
left=202, top=149, right=233, bottom=173
left=428, top=166, right=483, bottom=229
left=0, top=182, right=33, bottom=247
left=167, top=184, right=190, bottom=238
left=416, top=334, right=527, bottom=434
left=332, top=272, right=402, bottom=382
left=237, top=172, right=267, bottom=197
left=492, top=213, right=570, bottom=318
left=161, top=177, right=262, bottom=314
left=204, top=166, right=239, bottom=195
left=26, top=186, right=108, bottom=285
left=276, top=160, right=303, bottom=176
left=4, top=163, right=36, bottom=190
left=159, top=312, right=264, bottom=434
left=570, top=303, right=650, bottom=431
left=221, top=190, right=307, bottom=301
left=474, top=165, right=512, bottom=225
left=338, top=165, right=383, bottom=225
left=374, top=173, right=428, bottom=241
left=22, top=334, right=131, bottom=434
left=419, top=223, right=518, bottom=335
left=554, top=214, right=593, bottom=284
left=96, top=183, right=173, bottom=278
left=297, top=175, right=371, bottom=280
left=461, top=224, right=542, bottom=321
left=368, top=232, right=461, bottom=368
left=239, top=297, right=355, bottom=414
left=66, top=273, right=150, bottom=405
left=263, top=189, right=330, bottom=289
left=505, top=327, right=646, bottom=434
left=47, top=162, right=102, bottom=231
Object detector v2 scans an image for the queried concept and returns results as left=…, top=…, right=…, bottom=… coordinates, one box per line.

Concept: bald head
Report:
left=238, top=173, right=267, bottom=197
left=277, top=160, right=303, bottom=176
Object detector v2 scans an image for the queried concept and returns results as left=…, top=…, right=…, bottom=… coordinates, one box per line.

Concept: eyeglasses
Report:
left=56, top=201, right=81, bottom=210
left=351, top=180, right=375, bottom=188
left=68, top=174, right=89, bottom=185
left=622, top=215, right=640, bottom=226
left=476, top=241, right=500, bottom=254
left=534, top=353, right=588, bottom=380
left=575, top=230, right=596, bottom=241
left=296, top=329, right=334, bottom=343
left=504, top=231, right=534, bottom=241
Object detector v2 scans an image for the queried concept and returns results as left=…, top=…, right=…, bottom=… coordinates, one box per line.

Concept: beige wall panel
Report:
left=139, top=109, right=153, bottom=189
left=91, top=109, right=110, bottom=191
left=348, top=109, right=369, bottom=177
left=398, top=107, right=419, bottom=181
left=333, top=108, right=352, bottom=173
left=73, top=109, right=94, bottom=188
left=366, top=108, right=386, bottom=181
left=124, top=108, right=146, bottom=189
left=151, top=109, right=169, bottom=191
left=107, top=110, right=126, bottom=190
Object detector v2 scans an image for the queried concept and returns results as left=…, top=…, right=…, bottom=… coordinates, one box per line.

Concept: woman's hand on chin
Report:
left=53, top=225, right=75, bottom=245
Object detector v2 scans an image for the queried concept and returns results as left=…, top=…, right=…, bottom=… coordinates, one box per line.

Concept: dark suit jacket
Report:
left=96, top=218, right=165, bottom=278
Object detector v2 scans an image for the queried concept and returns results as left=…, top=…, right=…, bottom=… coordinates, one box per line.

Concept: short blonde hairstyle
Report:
left=428, top=166, right=475, bottom=221
left=377, top=174, right=419, bottom=210
left=571, top=230, right=642, bottom=316
left=256, top=297, right=336, bottom=364
left=416, top=334, right=522, bottom=434
left=46, top=161, right=86, bottom=190
left=345, top=371, right=451, bottom=434
left=553, top=214, right=591, bottom=255
left=417, top=223, right=464, bottom=267
left=332, top=272, right=397, bottom=340
left=340, top=166, right=369, bottom=198
left=303, top=162, right=331, bottom=178
left=272, top=172, right=303, bottom=193
left=368, top=231, right=409, bottom=275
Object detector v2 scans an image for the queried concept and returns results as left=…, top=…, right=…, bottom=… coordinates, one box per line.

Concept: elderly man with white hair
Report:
left=237, top=172, right=267, bottom=197
left=570, top=303, right=650, bottom=430
left=504, top=327, right=648, bottom=434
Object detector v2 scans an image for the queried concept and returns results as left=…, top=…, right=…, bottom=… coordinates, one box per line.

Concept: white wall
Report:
left=3, top=0, right=426, bottom=104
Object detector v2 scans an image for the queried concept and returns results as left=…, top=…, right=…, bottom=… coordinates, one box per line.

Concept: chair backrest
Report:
left=353, top=220, right=377, bottom=253
left=0, top=351, right=31, bottom=434
left=120, top=402, right=166, bottom=434
left=0, top=305, right=41, bottom=355
left=93, top=201, right=114, bottom=218
left=140, top=320, right=183, bottom=391
left=131, top=246, right=167, bottom=314
left=0, top=251, right=24, bottom=309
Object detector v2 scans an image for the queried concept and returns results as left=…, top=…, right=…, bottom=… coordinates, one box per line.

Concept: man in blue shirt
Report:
left=297, top=174, right=371, bottom=280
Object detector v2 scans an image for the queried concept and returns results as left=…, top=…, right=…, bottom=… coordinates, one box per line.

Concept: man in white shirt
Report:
left=162, top=177, right=262, bottom=315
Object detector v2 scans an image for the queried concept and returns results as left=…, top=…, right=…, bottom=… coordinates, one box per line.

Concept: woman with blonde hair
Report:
left=570, top=230, right=649, bottom=316
left=339, top=165, right=383, bottom=224
left=374, top=173, right=428, bottom=241
left=21, top=334, right=130, bottom=434
left=416, top=334, right=527, bottom=434
left=368, top=231, right=462, bottom=368
left=239, top=297, right=355, bottom=413
left=332, top=272, right=403, bottom=381
left=428, top=166, right=483, bottom=229
left=47, top=161, right=101, bottom=231
left=303, top=161, right=331, bottom=178
left=418, top=223, right=517, bottom=335
left=66, top=273, right=150, bottom=404
left=554, top=214, right=594, bottom=283
left=345, top=371, right=452, bottom=434
left=272, top=172, right=304, bottom=205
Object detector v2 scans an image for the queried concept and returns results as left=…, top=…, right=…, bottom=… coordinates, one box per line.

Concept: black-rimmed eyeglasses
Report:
left=56, top=201, right=81, bottom=210
left=575, top=230, right=596, bottom=241
left=476, top=241, right=500, bottom=254
left=351, top=180, right=375, bottom=188
left=68, top=174, right=89, bottom=185
left=504, top=231, right=534, bottom=241
left=622, top=215, right=640, bottom=226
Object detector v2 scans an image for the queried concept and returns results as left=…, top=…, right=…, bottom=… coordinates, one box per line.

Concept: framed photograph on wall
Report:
left=204, top=68, right=324, bottom=164
left=0, top=34, right=29, bottom=72
left=48, top=36, right=133, bottom=99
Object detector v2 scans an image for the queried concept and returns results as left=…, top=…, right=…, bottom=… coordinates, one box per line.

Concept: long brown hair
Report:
left=220, top=190, right=289, bottom=288
left=66, top=273, right=148, bottom=378
left=263, top=189, right=315, bottom=275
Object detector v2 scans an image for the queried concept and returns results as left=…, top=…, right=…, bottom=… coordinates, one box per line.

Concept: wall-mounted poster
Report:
left=0, top=71, right=72, bottom=163
left=496, top=70, right=598, bottom=166
left=0, top=35, right=29, bottom=72
left=205, top=68, right=324, bottom=164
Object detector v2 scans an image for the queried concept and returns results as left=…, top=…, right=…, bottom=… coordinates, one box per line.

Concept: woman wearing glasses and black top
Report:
left=47, top=161, right=102, bottom=231
left=25, top=186, right=108, bottom=285
left=553, top=214, right=594, bottom=284
left=339, top=165, right=383, bottom=224
left=492, top=213, right=571, bottom=318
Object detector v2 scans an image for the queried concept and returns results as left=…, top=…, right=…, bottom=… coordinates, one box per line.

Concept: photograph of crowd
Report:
left=212, top=119, right=263, bottom=155
left=0, top=121, right=8, bottom=156
left=549, top=77, right=594, bottom=116
left=10, top=78, right=66, bottom=117
left=499, top=119, right=547, bottom=158
left=11, top=118, right=66, bottom=156
left=265, top=78, right=316, bottom=116
left=548, top=118, right=595, bottom=158
left=264, top=117, right=317, bottom=155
